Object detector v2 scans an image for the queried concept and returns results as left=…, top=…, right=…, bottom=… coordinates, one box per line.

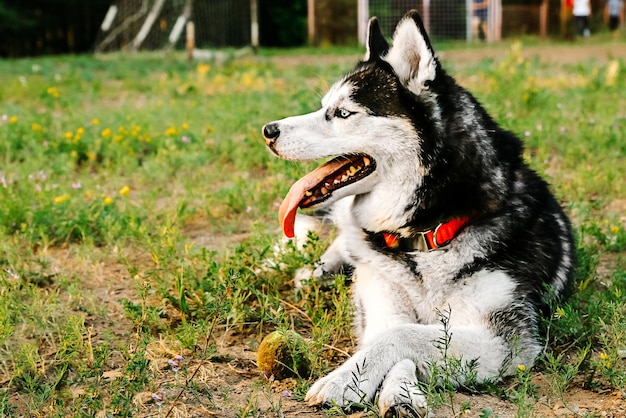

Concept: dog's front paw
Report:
left=379, top=363, right=428, bottom=417
left=305, top=372, right=366, bottom=407
left=378, top=359, right=428, bottom=418
left=294, top=267, right=315, bottom=289
left=305, top=358, right=377, bottom=408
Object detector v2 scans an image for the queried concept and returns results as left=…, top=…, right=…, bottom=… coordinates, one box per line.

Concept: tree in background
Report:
left=315, top=0, right=358, bottom=46
left=259, top=0, right=307, bottom=47
left=0, top=2, right=35, bottom=32
left=0, top=0, right=109, bottom=57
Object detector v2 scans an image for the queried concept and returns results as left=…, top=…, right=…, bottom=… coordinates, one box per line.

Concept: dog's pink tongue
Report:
left=279, top=159, right=345, bottom=238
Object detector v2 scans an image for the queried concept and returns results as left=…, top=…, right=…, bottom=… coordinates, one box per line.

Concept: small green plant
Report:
left=419, top=308, right=483, bottom=415
left=107, top=339, right=152, bottom=416
left=543, top=345, right=590, bottom=401
left=506, top=364, right=538, bottom=418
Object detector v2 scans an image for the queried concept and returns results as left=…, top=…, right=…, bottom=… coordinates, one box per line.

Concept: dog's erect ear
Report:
left=384, top=10, right=438, bottom=93
left=364, top=17, right=389, bottom=61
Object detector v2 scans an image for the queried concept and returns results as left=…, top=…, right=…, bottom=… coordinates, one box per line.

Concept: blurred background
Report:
left=0, top=0, right=619, bottom=57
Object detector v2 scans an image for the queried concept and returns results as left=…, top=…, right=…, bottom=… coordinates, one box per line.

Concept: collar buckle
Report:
left=414, top=230, right=433, bottom=252
left=378, top=216, right=473, bottom=253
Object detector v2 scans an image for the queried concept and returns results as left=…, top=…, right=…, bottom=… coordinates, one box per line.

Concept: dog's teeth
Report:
left=363, top=157, right=370, bottom=166
left=341, top=174, right=348, bottom=182
left=333, top=179, right=340, bottom=185
left=304, top=191, right=312, bottom=196
left=321, top=187, right=328, bottom=195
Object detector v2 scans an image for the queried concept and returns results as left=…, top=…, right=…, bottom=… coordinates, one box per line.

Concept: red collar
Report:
left=381, top=216, right=473, bottom=252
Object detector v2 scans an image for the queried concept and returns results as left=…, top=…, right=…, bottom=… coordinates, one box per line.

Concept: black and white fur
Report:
left=262, top=11, right=574, bottom=417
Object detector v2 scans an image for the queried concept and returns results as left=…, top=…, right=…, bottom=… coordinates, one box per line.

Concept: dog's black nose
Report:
left=262, top=123, right=280, bottom=141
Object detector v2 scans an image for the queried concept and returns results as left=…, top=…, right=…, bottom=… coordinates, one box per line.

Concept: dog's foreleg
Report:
left=313, top=233, right=352, bottom=278
left=306, top=323, right=522, bottom=410
left=295, top=232, right=353, bottom=288
left=290, top=211, right=354, bottom=287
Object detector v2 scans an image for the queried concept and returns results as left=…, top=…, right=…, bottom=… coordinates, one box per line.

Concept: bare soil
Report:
left=440, top=41, right=626, bottom=66
left=266, top=41, right=626, bottom=69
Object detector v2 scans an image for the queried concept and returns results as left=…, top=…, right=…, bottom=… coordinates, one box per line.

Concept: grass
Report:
left=0, top=38, right=625, bottom=417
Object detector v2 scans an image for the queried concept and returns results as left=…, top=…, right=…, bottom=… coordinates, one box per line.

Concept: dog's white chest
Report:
left=352, top=251, right=517, bottom=346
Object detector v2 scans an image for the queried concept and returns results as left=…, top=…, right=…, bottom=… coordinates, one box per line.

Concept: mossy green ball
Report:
left=257, top=330, right=310, bottom=380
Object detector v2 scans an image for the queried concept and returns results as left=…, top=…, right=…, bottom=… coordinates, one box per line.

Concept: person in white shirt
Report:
left=573, top=0, right=591, bottom=36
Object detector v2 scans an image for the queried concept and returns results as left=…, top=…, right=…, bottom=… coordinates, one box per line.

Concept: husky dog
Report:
left=262, top=10, right=574, bottom=417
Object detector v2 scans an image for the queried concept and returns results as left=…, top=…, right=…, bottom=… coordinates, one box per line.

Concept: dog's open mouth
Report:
left=279, top=154, right=376, bottom=237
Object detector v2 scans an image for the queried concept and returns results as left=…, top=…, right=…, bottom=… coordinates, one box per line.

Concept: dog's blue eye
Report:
left=336, top=109, right=352, bottom=119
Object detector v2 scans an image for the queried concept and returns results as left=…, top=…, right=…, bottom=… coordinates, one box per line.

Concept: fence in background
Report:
left=94, top=0, right=251, bottom=52
left=361, top=0, right=552, bottom=43
left=2, top=0, right=616, bottom=57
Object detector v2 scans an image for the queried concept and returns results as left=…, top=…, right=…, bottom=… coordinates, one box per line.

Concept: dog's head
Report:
left=263, top=11, right=505, bottom=237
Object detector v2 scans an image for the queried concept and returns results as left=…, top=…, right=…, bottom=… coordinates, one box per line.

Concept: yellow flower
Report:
left=53, top=194, right=70, bottom=204
left=92, top=118, right=100, bottom=125
left=599, top=352, right=607, bottom=361
left=119, top=185, right=130, bottom=196
left=103, top=196, right=113, bottom=205
left=8, top=116, right=18, bottom=124
left=76, top=127, right=85, bottom=135
left=554, top=307, right=566, bottom=319
left=64, top=131, right=73, bottom=140
left=610, top=226, right=620, bottom=234
left=517, top=364, right=526, bottom=372
left=605, top=60, right=619, bottom=87
left=101, top=128, right=112, bottom=138
left=46, top=87, right=60, bottom=98
left=197, top=63, right=211, bottom=75
left=131, top=124, right=141, bottom=137
left=165, top=127, right=177, bottom=136
left=181, top=122, right=189, bottom=130
left=241, top=73, right=254, bottom=87
left=31, top=123, right=42, bottom=132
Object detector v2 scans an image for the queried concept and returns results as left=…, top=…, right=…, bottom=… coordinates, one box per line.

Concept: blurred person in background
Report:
left=605, top=0, right=624, bottom=32
left=573, top=0, right=592, bottom=37
left=473, top=0, right=489, bottom=40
